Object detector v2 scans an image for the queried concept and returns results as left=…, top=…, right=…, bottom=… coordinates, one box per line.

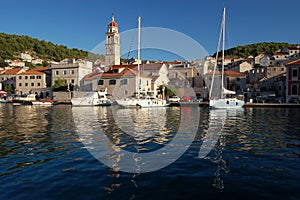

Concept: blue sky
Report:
left=1, top=0, right=299, bottom=61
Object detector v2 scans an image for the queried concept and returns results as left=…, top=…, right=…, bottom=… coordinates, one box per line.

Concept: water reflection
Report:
left=73, top=105, right=199, bottom=174
left=201, top=109, right=245, bottom=190
left=0, top=104, right=78, bottom=178
left=1, top=103, right=299, bottom=199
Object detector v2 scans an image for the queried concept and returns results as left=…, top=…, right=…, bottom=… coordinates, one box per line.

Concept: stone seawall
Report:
left=53, top=91, right=72, bottom=104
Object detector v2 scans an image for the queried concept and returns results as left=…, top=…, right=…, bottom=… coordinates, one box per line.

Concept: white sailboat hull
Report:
left=117, top=98, right=169, bottom=108
left=116, top=98, right=140, bottom=107
left=136, top=99, right=169, bottom=108
left=71, top=98, right=111, bottom=106
left=209, top=98, right=245, bottom=109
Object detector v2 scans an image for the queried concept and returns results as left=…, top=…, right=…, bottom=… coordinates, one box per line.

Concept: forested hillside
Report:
left=0, top=33, right=105, bottom=67
left=213, top=42, right=299, bottom=58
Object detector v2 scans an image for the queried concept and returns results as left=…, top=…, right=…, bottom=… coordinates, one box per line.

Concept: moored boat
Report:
left=71, top=89, right=111, bottom=106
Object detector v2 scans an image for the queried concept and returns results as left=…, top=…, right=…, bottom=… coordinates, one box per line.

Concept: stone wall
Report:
left=53, top=91, right=72, bottom=103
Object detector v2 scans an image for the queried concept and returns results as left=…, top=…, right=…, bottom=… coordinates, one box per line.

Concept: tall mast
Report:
left=209, top=8, right=224, bottom=100
left=221, top=7, right=226, bottom=98
left=137, top=16, right=141, bottom=99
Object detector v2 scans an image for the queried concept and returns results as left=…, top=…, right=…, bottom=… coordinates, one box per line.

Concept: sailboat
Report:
left=116, top=16, right=169, bottom=108
left=209, top=8, right=245, bottom=109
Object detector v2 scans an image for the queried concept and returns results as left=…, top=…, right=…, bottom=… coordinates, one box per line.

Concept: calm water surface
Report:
left=0, top=104, right=299, bottom=199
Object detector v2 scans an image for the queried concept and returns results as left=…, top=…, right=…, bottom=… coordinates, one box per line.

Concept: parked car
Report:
left=180, top=96, right=191, bottom=102
left=274, top=97, right=284, bottom=103
left=169, top=96, right=180, bottom=102
left=289, top=97, right=299, bottom=103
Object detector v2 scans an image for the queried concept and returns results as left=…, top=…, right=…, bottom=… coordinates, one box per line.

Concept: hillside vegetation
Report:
left=213, top=42, right=299, bottom=58
left=0, top=33, right=104, bottom=66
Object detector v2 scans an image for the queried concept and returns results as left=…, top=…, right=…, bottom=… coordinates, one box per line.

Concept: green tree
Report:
left=0, top=60, right=8, bottom=67
left=52, top=78, right=68, bottom=91
left=25, top=61, right=35, bottom=69
left=158, top=84, right=176, bottom=98
left=4, top=84, right=14, bottom=94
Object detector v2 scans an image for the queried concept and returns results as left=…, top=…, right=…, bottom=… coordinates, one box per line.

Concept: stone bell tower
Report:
left=105, top=14, right=120, bottom=68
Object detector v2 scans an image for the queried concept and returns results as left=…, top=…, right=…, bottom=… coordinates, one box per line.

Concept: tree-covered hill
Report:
left=213, top=42, right=299, bottom=58
left=0, top=32, right=104, bottom=65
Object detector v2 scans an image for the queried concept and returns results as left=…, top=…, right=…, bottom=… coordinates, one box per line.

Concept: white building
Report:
left=20, top=52, right=32, bottom=62
left=51, top=58, right=93, bottom=90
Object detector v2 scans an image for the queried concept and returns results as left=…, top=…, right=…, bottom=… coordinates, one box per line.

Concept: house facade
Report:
left=286, top=59, right=300, bottom=102
left=230, top=60, right=253, bottom=72
left=51, top=58, right=93, bottom=90
left=167, top=62, right=205, bottom=97
left=15, top=67, right=52, bottom=96
left=90, top=65, right=152, bottom=99
left=0, top=68, right=26, bottom=93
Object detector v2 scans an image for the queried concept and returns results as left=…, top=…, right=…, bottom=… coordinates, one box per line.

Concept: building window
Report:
left=25, top=76, right=28, bottom=79
left=56, top=71, right=59, bottom=75
left=281, top=68, right=284, bottom=71
left=63, top=70, right=67, bottom=75
left=291, top=85, right=298, bottom=95
left=19, top=76, right=22, bottom=79
left=71, top=79, right=74, bottom=84
left=31, top=83, right=34, bottom=86
left=37, top=76, right=41, bottom=79
left=30, top=76, right=35, bottom=79
left=71, top=70, right=75, bottom=75
left=98, top=80, right=104, bottom=85
left=121, top=79, right=128, bottom=85
left=292, top=68, right=298, bottom=79
left=19, top=83, right=22, bottom=87
left=37, top=83, right=41, bottom=86
left=25, top=83, right=28, bottom=86
left=124, top=90, right=128, bottom=95
left=109, top=79, right=116, bottom=85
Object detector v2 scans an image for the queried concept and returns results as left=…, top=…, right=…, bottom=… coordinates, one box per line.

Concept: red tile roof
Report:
left=83, top=73, right=99, bottom=81
left=273, top=52, right=289, bottom=55
left=20, top=70, right=45, bottom=75
left=32, top=67, right=51, bottom=72
left=19, top=67, right=50, bottom=75
left=206, top=70, right=245, bottom=77
left=285, top=46, right=300, bottom=50
left=96, top=67, right=137, bottom=78
left=286, top=59, right=300, bottom=66
left=3, top=68, right=24, bottom=75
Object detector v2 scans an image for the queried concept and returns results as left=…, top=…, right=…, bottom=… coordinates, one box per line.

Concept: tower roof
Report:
left=108, top=14, right=118, bottom=27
